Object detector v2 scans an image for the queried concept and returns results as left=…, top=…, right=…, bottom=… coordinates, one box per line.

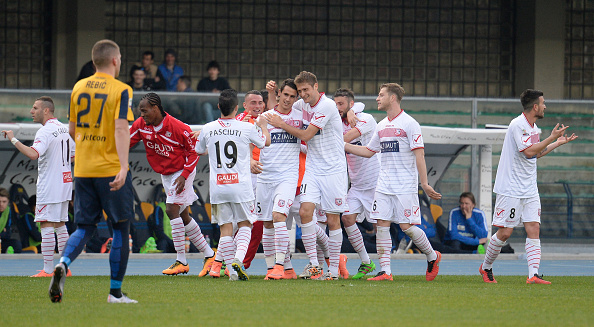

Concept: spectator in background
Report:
left=76, top=60, right=95, bottom=82
left=158, top=49, right=184, bottom=92
left=197, top=60, right=231, bottom=123
left=0, top=187, right=22, bottom=253
left=444, top=192, right=488, bottom=253
left=18, top=195, right=42, bottom=253
left=128, top=66, right=152, bottom=92
left=176, top=75, right=193, bottom=92
left=197, top=60, right=231, bottom=93
left=133, top=51, right=165, bottom=90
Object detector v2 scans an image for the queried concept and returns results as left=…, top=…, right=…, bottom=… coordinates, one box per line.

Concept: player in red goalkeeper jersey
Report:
left=130, top=92, right=215, bottom=276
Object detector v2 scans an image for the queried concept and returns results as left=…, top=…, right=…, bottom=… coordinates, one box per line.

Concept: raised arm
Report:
left=1, top=130, right=39, bottom=160
left=523, top=124, right=577, bottom=158
left=265, top=80, right=279, bottom=111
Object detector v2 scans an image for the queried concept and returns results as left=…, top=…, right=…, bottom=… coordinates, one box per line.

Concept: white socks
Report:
left=345, top=224, right=370, bottom=264
left=170, top=217, right=186, bottom=264
left=525, top=238, right=541, bottom=277
left=41, top=227, right=56, bottom=274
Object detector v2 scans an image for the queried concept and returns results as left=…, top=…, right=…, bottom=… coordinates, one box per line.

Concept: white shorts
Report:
left=344, top=187, right=377, bottom=223
left=35, top=201, right=69, bottom=223
left=286, top=194, right=326, bottom=228
left=211, top=201, right=256, bottom=226
left=255, top=179, right=297, bottom=221
left=492, top=194, right=541, bottom=228
left=369, top=192, right=421, bottom=225
left=300, top=171, right=348, bottom=214
left=162, top=169, right=198, bottom=214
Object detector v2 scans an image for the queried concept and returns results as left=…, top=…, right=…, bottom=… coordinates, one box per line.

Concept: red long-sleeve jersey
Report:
left=130, top=114, right=199, bottom=179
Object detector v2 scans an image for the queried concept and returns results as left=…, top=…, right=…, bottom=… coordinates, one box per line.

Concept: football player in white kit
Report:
left=479, top=89, right=577, bottom=284
left=265, top=71, right=348, bottom=280
left=345, top=83, right=443, bottom=281
left=334, top=88, right=379, bottom=279
left=195, top=89, right=270, bottom=281
left=3, top=97, right=73, bottom=277
left=257, top=79, right=301, bottom=279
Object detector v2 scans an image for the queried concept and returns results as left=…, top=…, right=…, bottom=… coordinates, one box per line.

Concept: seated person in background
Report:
left=147, top=203, right=175, bottom=253
left=196, top=60, right=231, bottom=123
left=0, top=187, right=22, bottom=253
left=158, top=49, right=184, bottom=92
left=18, top=195, right=42, bottom=253
left=444, top=192, right=488, bottom=252
left=127, top=66, right=152, bottom=91
left=132, top=51, right=165, bottom=90
left=176, top=75, right=193, bottom=92
left=197, top=60, right=230, bottom=93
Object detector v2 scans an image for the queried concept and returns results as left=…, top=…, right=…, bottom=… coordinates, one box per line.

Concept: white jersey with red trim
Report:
left=129, top=114, right=199, bottom=179
left=195, top=118, right=266, bottom=204
left=493, top=113, right=541, bottom=198
left=258, top=107, right=302, bottom=183
left=366, top=110, right=423, bottom=195
left=31, top=119, right=73, bottom=204
left=344, top=111, right=380, bottom=190
left=292, top=93, right=346, bottom=174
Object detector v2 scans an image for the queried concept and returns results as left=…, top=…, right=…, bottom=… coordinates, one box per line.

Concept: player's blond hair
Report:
left=92, top=39, right=120, bottom=69
left=380, top=83, right=405, bottom=103
left=294, top=71, right=318, bottom=87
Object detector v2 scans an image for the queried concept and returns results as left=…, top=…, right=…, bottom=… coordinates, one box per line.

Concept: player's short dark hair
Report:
left=219, top=89, right=238, bottom=116
left=142, top=51, right=154, bottom=59
left=459, top=192, right=476, bottom=205
left=0, top=187, right=8, bottom=199
left=207, top=60, right=220, bottom=70
left=279, top=78, right=297, bottom=94
left=141, top=92, right=166, bottom=117
left=333, top=88, right=355, bottom=102
left=294, top=71, right=318, bottom=87
left=520, top=89, right=544, bottom=111
left=244, top=90, right=263, bottom=102
left=164, top=49, right=177, bottom=58
left=36, top=96, right=55, bottom=113
left=380, top=83, right=405, bottom=103
left=92, top=39, right=120, bottom=69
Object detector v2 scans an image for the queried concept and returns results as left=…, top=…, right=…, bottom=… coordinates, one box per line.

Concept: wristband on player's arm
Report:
left=11, top=137, right=19, bottom=145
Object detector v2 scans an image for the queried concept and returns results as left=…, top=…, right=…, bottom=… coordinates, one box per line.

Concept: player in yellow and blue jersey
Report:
left=49, top=39, right=137, bottom=304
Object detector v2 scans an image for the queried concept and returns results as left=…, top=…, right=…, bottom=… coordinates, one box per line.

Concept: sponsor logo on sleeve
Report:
left=278, top=199, right=285, bottom=207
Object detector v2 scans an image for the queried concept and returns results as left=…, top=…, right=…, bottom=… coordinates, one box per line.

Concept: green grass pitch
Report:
left=3, top=275, right=592, bottom=326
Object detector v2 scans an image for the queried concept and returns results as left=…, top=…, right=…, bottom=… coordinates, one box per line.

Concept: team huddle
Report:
left=2, top=39, right=578, bottom=303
